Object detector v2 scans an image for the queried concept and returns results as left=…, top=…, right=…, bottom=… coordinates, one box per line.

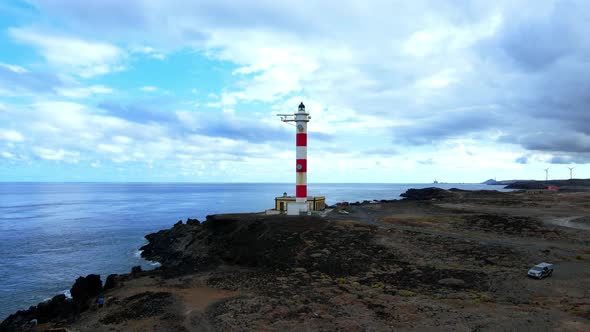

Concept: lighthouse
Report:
left=294, top=102, right=309, bottom=213
left=275, top=102, right=324, bottom=215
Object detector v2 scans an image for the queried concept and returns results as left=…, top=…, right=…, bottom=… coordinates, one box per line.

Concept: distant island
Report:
left=480, top=179, right=525, bottom=185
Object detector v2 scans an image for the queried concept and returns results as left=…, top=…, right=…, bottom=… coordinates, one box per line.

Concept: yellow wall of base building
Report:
left=274, top=195, right=326, bottom=212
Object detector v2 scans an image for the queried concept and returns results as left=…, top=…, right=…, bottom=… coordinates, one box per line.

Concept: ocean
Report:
left=0, top=182, right=506, bottom=319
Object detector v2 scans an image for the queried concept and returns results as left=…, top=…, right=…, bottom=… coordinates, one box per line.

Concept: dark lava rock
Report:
left=505, top=179, right=590, bottom=190
left=140, top=219, right=203, bottom=268
left=36, top=294, right=67, bottom=319
left=139, top=213, right=502, bottom=293
left=505, top=181, right=548, bottom=190
left=131, top=265, right=143, bottom=274
left=100, top=292, right=173, bottom=325
left=103, top=274, right=119, bottom=291
left=458, top=214, right=552, bottom=236
left=70, top=274, right=102, bottom=310
left=186, top=218, right=200, bottom=225
left=400, top=187, right=456, bottom=200
left=1, top=294, right=78, bottom=331
left=141, top=214, right=328, bottom=273
left=376, top=266, right=488, bottom=292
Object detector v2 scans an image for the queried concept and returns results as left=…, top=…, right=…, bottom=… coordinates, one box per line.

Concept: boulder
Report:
left=103, top=274, right=119, bottom=291
left=186, top=218, right=200, bottom=225
left=70, top=274, right=102, bottom=309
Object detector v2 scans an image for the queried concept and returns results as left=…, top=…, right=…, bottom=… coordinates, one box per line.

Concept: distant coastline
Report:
left=481, top=178, right=590, bottom=190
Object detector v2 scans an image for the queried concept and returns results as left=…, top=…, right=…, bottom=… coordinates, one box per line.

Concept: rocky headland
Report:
left=504, top=179, right=590, bottom=190
left=2, top=188, right=590, bottom=331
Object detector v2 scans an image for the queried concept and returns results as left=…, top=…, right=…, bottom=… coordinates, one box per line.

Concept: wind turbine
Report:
left=568, top=167, right=575, bottom=180
left=544, top=168, right=549, bottom=182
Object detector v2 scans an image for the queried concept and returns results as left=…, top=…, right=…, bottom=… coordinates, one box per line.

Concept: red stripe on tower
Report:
left=296, top=185, right=307, bottom=198
left=296, top=159, right=307, bottom=172
left=296, top=133, right=307, bottom=146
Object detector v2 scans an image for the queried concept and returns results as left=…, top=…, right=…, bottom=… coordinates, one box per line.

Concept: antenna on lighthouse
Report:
left=568, top=167, right=575, bottom=180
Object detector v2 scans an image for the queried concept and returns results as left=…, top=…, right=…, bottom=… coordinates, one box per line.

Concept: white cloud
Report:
left=33, top=147, right=79, bottom=162
left=402, top=15, right=501, bottom=58
left=0, top=62, right=28, bottom=73
left=1, top=151, right=15, bottom=159
left=132, top=45, right=166, bottom=59
left=32, top=101, right=89, bottom=131
left=415, top=69, right=458, bottom=89
left=140, top=86, right=158, bottom=92
left=175, top=110, right=202, bottom=130
left=56, top=85, right=113, bottom=98
left=9, top=27, right=125, bottom=77
left=97, top=143, right=124, bottom=154
left=0, top=129, right=24, bottom=142
left=113, top=135, right=132, bottom=144
left=0, top=89, right=13, bottom=96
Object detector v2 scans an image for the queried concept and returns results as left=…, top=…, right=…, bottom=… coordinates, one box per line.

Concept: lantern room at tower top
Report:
left=273, top=102, right=326, bottom=215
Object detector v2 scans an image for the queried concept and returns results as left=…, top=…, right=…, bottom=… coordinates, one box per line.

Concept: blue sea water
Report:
left=0, top=182, right=506, bottom=319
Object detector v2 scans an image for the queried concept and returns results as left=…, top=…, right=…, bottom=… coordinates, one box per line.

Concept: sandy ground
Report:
left=70, top=272, right=237, bottom=331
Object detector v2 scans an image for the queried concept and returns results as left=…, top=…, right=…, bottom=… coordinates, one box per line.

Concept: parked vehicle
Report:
left=527, top=262, right=554, bottom=279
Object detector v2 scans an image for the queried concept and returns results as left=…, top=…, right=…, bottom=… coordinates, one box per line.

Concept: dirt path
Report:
left=71, top=275, right=237, bottom=331
left=548, top=216, right=590, bottom=231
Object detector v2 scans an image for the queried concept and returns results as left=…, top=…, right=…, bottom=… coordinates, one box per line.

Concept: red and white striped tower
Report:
left=278, top=102, right=311, bottom=215
left=295, top=102, right=308, bottom=206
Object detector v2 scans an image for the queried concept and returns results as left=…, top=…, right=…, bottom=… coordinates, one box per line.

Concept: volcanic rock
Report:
left=0, top=294, right=77, bottom=331
left=70, top=274, right=102, bottom=310
left=103, top=274, right=119, bottom=291
left=400, top=187, right=456, bottom=200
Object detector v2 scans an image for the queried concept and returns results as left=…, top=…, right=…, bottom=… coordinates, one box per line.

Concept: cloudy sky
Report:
left=1, top=0, right=589, bottom=183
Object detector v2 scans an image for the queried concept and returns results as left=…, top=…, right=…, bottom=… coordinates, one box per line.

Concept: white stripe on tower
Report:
left=296, top=146, right=307, bottom=159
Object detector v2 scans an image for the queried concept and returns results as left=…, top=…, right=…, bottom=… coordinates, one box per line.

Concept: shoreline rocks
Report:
left=399, top=187, right=456, bottom=200
left=70, top=274, right=102, bottom=311
left=1, top=274, right=103, bottom=332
